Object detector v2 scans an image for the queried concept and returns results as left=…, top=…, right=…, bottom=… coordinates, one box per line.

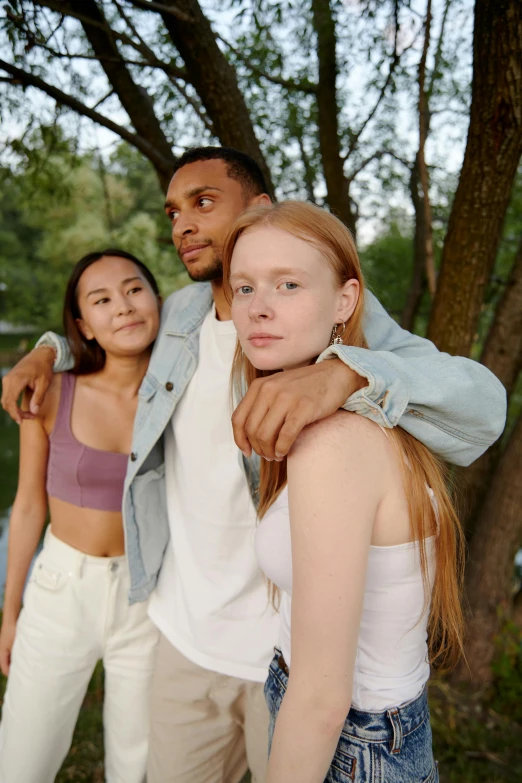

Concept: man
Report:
left=1, top=147, right=506, bottom=783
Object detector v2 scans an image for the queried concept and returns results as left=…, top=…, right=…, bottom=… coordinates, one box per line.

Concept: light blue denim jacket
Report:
left=38, top=282, right=506, bottom=602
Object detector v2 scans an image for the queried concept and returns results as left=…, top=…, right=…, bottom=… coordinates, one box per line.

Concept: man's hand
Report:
left=1, top=346, right=56, bottom=424
left=232, top=359, right=368, bottom=460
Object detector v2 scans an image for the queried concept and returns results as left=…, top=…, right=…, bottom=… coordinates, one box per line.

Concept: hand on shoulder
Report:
left=1, top=344, right=56, bottom=424
left=22, top=372, right=62, bottom=432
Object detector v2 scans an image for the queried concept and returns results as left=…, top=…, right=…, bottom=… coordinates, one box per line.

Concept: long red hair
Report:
left=222, top=201, right=465, bottom=670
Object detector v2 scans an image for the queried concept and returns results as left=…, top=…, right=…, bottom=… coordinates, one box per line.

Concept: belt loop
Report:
left=386, top=707, right=403, bottom=754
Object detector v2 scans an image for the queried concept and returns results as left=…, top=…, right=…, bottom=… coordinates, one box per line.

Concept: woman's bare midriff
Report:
left=48, top=496, right=125, bottom=557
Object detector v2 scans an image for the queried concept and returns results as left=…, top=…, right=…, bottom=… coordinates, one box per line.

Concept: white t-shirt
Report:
left=148, top=306, right=280, bottom=682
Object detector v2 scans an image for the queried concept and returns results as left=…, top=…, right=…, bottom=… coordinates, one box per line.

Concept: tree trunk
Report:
left=311, top=0, right=356, bottom=233
left=404, top=0, right=453, bottom=329
left=458, top=240, right=522, bottom=533
left=454, top=413, right=522, bottom=685
left=481, top=236, right=522, bottom=395
left=156, top=0, right=274, bottom=196
left=402, top=160, right=427, bottom=330
left=67, top=0, right=176, bottom=191
left=417, top=0, right=437, bottom=298
left=427, top=0, right=522, bottom=356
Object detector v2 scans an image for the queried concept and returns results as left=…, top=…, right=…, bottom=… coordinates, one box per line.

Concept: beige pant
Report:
left=147, top=634, right=269, bottom=783
left=0, top=530, right=159, bottom=783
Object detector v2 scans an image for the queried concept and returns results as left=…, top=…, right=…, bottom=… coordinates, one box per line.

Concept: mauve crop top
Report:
left=46, top=372, right=128, bottom=512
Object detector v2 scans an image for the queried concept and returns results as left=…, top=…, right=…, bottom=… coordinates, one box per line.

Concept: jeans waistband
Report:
left=41, top=527, right=127, bottom=579
left=269, top=650, right=430, bottom=746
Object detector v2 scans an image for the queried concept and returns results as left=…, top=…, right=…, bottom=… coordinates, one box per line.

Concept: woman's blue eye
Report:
left=283, top=282, right=298, bottom=290
left=238, top=285, right=253, bottom=295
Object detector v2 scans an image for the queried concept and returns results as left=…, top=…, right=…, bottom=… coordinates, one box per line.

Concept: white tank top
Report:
left=255, top=486, right=436, bottom=711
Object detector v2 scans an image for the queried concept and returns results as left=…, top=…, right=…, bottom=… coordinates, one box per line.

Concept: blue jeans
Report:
left=265, top=651, right=439, bottom=783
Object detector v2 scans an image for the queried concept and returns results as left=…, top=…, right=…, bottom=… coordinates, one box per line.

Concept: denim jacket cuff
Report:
left=316, top=345, right=410, bottom=428
left=35, top=332, right=74, bottom=373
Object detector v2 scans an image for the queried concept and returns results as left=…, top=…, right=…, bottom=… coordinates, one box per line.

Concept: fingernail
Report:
left=241, top=449, right=250, bottom=458
left=275, top=452, right=283, bottom=459
left=263, top=457, right=273, bottom=462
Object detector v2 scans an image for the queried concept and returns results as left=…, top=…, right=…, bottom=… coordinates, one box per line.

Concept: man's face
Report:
left=164, top=159, right=257, bottom=282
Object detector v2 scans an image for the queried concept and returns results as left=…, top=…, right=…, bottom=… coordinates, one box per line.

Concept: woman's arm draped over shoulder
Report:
left=266, top=413, right=387, bottom=783
left=0, top=392, right=50, bottom=674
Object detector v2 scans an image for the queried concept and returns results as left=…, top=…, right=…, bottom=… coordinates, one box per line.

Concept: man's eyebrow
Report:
left=86, top=276, right=142, bottom=297
left=164, top=185, right=224, bottom=210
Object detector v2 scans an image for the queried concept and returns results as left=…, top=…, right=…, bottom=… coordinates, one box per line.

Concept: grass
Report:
left=430, top=678, right=522, bottom=782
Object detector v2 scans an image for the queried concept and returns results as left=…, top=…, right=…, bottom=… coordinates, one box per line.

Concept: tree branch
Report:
left=114, top=0, right=212, bottom=131
left=344, top=0, right=401, bottom=160
left=63, top=0, right=176, bottom=185
left=16, top=40, right=182, bottom=73
left=0, top=58, right=173, bottom=175
left=91, top=88, right=115, bottom=110
left=417, top=0, right=436, bottom=297
left=383, top=149, right=412, bottom=170
left=171, top=78, right=215, bottom=134
left=124, top=0, right=196, bottom=23
left=155, top=0, right=274, bottom=194
left=346, top=150, right=385, bottom=183
left=427, top=0, right=452, bottom=102
left=312, top=0, right=355, bottom=232
left=31, top=0, right=188, bottom=81
left=218, top=35, right=318, bottom=95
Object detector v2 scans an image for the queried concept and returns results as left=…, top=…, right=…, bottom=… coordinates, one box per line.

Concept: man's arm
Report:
left=319, top=291, right=506, bottom=465
left=0, top=332, right=72, bottom=424
left=232, top=290, right=506, bottom=467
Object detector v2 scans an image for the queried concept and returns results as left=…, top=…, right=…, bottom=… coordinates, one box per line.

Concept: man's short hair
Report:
left=173, top=146, right=269, bottom=198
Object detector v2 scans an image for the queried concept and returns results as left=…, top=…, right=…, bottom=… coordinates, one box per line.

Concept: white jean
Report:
left=0, top=529, right=159, bottom=783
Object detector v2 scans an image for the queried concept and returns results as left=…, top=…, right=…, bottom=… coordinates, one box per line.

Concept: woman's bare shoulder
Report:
left=291, top=410, right=389, bottom=460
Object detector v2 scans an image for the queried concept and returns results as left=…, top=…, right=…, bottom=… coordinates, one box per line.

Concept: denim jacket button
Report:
left=165, top=382, right=174, bottom=392
left=130, top=452, right=137, bottom=461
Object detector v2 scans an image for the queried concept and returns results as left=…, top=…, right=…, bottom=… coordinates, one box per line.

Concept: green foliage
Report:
left=359, top=219, right=413, bottom=320
left=0, top=135, right=188, bottom=331
left=430, top=678, right=522, bottom=782
left=490, top=618, right=522, bottom=724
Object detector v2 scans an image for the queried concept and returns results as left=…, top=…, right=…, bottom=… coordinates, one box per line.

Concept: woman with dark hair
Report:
left=0, top=250, right=162, bottom=783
